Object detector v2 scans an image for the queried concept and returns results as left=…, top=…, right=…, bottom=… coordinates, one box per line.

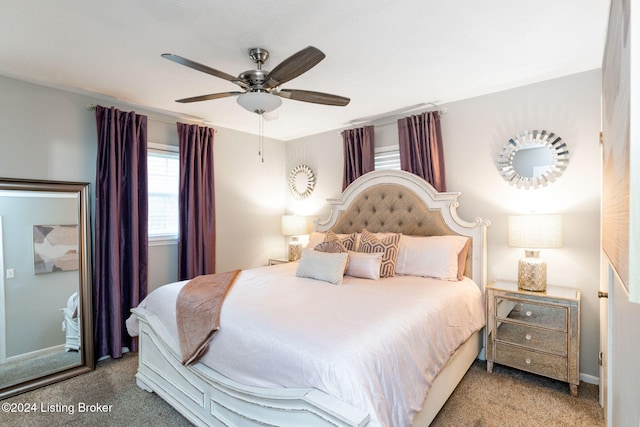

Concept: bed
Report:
left=126, top=170, right=489, bottom=426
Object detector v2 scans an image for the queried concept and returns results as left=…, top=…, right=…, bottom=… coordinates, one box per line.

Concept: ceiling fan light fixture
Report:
left=237, top=92, right=282, bottom=114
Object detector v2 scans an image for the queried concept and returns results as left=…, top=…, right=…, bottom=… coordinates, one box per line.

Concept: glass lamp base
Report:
left=518, top=253, right=547, bottom=292
left=288, top=242, right=302, bottom=262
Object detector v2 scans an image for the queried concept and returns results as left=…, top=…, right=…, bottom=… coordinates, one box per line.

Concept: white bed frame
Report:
left=132, top=170, right=489, bottom=426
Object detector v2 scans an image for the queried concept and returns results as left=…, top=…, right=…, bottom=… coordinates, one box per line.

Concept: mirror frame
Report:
left=288, top=164, right=315, bottom=199
left=497, top=129, right=570, bottom=189
left=0, top=178, right=94, bottom=399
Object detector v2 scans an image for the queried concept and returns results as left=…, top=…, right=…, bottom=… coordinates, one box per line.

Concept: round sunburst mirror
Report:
left=288, top=164, right=315, bottom=199
left=497, top=130, right=569, bottom=189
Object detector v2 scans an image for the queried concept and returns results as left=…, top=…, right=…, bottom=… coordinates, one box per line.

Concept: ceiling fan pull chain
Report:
left=258, top=114, right=265, bottom=163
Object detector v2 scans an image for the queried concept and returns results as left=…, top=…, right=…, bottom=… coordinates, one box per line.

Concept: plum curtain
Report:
left=397, top=111, right=447, bottom=191
left=341, top=125, right=375, bottom=190
left=177, top=122, right=216, bottom=280
left=94, top=105, right=148, bottom=360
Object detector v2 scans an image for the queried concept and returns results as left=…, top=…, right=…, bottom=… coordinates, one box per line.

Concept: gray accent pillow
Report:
left=296, top=249, right=348, bottom=286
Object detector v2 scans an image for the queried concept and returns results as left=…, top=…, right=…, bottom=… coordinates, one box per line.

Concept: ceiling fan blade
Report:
left=162, top=53, right=249, bottom=88
left=277, top=89, right=350, bottom=106
left=263, top=46, right=325, bottom=89
left=175, top=91, right=243, bottom=103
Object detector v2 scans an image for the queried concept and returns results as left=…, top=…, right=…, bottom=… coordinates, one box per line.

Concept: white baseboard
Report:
left=5, top=344, right=65, bottom=363
left=580, top=372, right=599, bottom=385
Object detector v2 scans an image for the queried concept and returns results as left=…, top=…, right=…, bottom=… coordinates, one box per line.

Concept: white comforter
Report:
left=126, top=262, right=485, bottom=427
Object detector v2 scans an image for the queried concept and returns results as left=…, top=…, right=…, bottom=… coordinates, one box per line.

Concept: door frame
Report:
left=0, top=216, right=5, bottom=362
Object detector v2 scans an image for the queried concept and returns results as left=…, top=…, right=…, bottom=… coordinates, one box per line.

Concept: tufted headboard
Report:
left=316, top=170, right=490, bottom=288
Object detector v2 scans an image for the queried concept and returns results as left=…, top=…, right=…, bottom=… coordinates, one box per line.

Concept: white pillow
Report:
left=395, top=235, right=469, bottom=281
left=296, top=249, right=348, bottom=285
left=306, top=231, right=326, bottom=248
left=345, top=251, right=383, bottom=280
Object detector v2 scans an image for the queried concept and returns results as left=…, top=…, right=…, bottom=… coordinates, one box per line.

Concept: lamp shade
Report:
left=508, top=214, right=562, bottom=249
left=237, top=92, right=282, bottom=114
left=281, top=215, right=308, bottom=236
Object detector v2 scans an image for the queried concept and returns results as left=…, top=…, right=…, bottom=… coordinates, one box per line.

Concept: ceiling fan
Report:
left=162, top=46, right=350, bottom=114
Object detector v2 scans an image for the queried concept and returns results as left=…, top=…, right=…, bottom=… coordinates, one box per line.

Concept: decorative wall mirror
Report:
left=288, top=164, right=315, bottom=199
left=0, top=178, right=94, bottom=399
left=497, top=130, right=569, bottom=189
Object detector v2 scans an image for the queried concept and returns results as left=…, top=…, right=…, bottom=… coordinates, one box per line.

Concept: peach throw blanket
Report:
left=176, top=270, right=241, bottom=365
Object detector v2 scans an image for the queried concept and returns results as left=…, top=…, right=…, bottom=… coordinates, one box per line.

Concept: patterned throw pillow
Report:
left=325, top=230, right=357, bottom=251
left=315, top=240, right=347, bottom=253
left=314, top=240, right=350, bottom=272
left=357, top=229, right=401, bottom=278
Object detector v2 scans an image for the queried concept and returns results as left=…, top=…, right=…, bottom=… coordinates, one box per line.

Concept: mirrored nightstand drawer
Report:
left=496, top=298, right=567, bottom=330
left=495, top=342, right=568, bottom=382
left=495, top=321, right=567, bottom=355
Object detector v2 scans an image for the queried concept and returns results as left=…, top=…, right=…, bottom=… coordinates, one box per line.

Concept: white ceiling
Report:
left=0, top=0, right=610, bottom=141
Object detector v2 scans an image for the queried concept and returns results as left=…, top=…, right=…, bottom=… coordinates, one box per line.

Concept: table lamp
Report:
left=508, top=214, right=562, bottom=292
left=281, top=215, right=308, bottom=261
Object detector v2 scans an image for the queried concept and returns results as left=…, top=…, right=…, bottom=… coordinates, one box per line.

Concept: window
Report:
left=374, top=146, right=401, bottom=170
left=148, top=143, right=179, bottom=243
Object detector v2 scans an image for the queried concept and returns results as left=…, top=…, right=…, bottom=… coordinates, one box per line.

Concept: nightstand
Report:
left=268, top=258, right=291, bottom=266
left=486, top=280, right=580, bottom=397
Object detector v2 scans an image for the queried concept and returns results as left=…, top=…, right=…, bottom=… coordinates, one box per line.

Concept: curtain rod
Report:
left=344, top=102, right=448, bottom=129
left=86, top=104, right=211, bottom=128
left=369, top=109, right=448, bottom=130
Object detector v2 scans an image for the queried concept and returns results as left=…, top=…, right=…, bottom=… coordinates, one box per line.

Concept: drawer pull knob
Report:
left=525, top=334, right=532, bottom=340
left=525, top=310, right=532, bottom=317
left=525, top=358, right=532, bottom=365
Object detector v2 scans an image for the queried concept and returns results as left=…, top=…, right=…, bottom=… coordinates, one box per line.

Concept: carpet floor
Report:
left=431, top=362, right=603, bottom=427
left=0, top=353, right=603, bottom=426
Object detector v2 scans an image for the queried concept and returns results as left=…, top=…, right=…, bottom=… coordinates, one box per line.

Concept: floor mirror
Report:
left=0, top=178, right=94, bottom=399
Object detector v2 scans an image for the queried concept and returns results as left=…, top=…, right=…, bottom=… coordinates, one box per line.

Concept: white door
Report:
left=608, top=266, right=640, bottom=426
left=598, top=257, right=609, bottom=423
